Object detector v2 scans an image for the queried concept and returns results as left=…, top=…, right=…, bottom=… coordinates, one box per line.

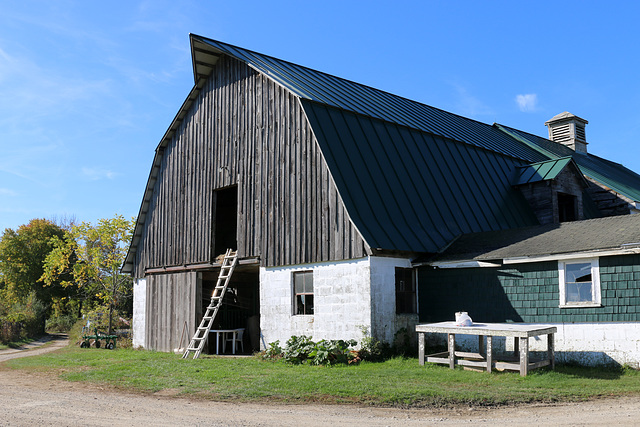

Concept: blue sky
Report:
left=1, top=1, right=640, bottom=232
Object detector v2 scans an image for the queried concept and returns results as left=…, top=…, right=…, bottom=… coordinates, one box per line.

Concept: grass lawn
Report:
left=5, top=347, right=640, bottom=407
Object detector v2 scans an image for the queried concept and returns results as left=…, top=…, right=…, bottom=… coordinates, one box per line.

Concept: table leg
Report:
left=448, top=333, right=455, bottom=369
left=548, top=333, right=555, bottom=370
left=519, top=337, right=529, bottom=376
left=216, top=332, right=220, bottom=355
left=418, top=333, right=425, bottom=366
left=486, top=335, right=492, bottom=373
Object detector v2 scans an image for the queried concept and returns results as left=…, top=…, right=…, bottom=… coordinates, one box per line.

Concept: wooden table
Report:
left=209, top=329, right=243, bottom=355
left=416, top=322, right=556, bottom=376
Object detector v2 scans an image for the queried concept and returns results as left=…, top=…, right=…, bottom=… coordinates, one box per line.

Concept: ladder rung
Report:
left=186, top=347, right=199, bottom=351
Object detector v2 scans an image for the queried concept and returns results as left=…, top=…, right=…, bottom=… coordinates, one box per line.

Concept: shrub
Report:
left=262, top=335, right=358, bottom=366
left=46, top=313, right=79, bottom=332
left=0, top=292, right=47, bottom=343
left=356, top=326, right=392, bottom=362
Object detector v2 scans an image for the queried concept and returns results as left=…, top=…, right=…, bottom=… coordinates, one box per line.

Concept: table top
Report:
left=209, top=328, right=244, bottom=333
left=416, top=322, right=556, bottom=337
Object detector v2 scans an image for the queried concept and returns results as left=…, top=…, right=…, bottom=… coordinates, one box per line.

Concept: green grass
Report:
left=6, top=347, right=640, bottom=407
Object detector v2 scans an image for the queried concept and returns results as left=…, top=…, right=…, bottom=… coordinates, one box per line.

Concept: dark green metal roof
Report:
left=190, top=35, right=549, bottom=164
left=513, top=157, right=573, bottom=186
left=303, top=101, right=538, bottom=253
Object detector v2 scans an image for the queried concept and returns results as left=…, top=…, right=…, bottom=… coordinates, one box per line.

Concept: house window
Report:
left=395, top=267, right=417, bottom=314
left=293, top=271, right=314, bottom=315
left=558, top=258, right=601, bottom=307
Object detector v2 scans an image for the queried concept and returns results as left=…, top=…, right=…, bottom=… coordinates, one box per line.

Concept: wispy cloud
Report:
left=82, top=167, right=117, bottom=181
left=0, top=188, right=16, bottom=196
left=516, top=94, right=538, bottom=112
left=452, top=83, right=494, bottom=117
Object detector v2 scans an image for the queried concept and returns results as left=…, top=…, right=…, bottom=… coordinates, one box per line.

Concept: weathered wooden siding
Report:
left=144, top=271, right=200, bottom=352
left=132, top=55, right=366, bottom=277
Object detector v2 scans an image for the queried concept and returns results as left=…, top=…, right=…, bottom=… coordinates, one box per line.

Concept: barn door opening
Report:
left=212, top=185, right=238, bottom=258
left=200, top=266, right=260, bottom=354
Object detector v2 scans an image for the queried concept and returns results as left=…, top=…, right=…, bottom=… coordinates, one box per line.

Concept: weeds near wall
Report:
left=263, top=335, right=357, bottom=365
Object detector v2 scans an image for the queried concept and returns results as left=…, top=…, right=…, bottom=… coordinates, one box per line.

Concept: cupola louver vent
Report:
left=545, top=112, right=588, bottom=154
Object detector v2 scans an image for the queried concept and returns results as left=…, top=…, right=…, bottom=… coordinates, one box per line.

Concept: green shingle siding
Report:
left=418, top=254, right=640, bottom=323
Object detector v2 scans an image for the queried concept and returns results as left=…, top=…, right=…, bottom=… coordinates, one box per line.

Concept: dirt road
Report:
left=1, top=338, right=640, bottom=426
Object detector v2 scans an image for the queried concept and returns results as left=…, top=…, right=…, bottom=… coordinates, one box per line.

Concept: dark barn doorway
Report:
left=213, top=186, right=238, bottom=258
left=200, top=266, right=260, bottom=354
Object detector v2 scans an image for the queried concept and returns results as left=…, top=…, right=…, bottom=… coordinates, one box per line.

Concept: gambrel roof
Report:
left=123, top=35, right=640, bottom=272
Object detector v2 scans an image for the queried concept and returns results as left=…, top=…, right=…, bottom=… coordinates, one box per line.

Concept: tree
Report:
left=0, top=219, right=68, bottom=308
left=42, top=215, right=135, bottom=334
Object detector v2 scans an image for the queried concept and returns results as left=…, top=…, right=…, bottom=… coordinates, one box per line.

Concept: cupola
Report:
left=545, top=112, right=588, bottom=154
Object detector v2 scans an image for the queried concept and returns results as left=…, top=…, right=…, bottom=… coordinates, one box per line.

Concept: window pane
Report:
left=304, top=295, right=314, bottom=315
left=296, top=295, right=305, bottom=314
left=304, top=272, right=313, bottom=293
left=294, top=274, right=304, bottom=294
left=566, top=263, right=591, bottom=283
left=566, top=282, right=593, bottom=302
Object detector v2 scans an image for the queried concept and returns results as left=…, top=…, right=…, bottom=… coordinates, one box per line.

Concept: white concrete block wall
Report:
left=426, top=322, right=640, bottom=368
left=132, top=278, right=146, bottom=348
left=370, top=257, right=414, bottom=343
left=259, top=256, right=416, bottom=350
left=259, top=258, right=372, bottom=348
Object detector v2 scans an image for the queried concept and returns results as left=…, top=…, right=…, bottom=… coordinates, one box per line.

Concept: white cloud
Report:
left=0, top=188, right=16, bottom=196
left=82, top=167, right=117, bottom=181
left=516, top=94, right=538, bottom=112
left=451, top=83, right=494, bottom=117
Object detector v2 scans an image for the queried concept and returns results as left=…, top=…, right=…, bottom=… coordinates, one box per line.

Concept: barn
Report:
left=123, top=35, right=640, bottom=364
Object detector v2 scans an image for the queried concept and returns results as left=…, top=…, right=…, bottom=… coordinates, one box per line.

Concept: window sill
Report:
left=559, top=303, right=602, bottom=309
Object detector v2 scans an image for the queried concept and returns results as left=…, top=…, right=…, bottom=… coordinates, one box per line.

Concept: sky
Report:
left=1, top=1, right=640, bottom=232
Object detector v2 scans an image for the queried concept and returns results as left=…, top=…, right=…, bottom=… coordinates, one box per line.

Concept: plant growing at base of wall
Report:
left=42, top=215, right=135, bottom=335
left=262, top=335, right=357, bottom=366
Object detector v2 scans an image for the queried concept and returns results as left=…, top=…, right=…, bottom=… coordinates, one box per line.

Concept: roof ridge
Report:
left=191, top=34, right=521, bottom=143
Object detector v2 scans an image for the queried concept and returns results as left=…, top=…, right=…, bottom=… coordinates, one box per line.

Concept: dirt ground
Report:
left=1, top=337, right=640, bottom=426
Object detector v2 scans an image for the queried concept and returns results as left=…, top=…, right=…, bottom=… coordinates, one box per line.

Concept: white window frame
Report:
left=558, top=258, right=602, bottom=308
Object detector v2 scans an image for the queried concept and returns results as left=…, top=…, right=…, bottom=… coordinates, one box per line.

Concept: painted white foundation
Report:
left=424, top=322, right=640, bottom=367
left=132, top=278, right=146, bottom=348
left=259, top=256, right=418, bottom=349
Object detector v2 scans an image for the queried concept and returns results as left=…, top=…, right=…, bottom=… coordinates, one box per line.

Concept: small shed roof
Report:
left=429, top=214, right=640, bottom=264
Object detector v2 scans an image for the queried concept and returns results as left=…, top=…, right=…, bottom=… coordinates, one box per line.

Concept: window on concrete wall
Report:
left=293, top=271, right=314, bottom=315
left=558, top=258, right=601, bottom=307
left=395, top=267, right=417, bottom=314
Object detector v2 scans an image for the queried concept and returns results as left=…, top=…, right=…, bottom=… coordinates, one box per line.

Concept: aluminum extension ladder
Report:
left=182, top=249, right=238, bottom=359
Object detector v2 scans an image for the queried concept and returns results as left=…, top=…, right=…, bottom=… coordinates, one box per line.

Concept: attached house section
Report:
left=420, top=215, right=640, bottom=367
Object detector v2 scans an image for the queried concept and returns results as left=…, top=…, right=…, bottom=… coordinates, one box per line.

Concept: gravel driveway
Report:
left=1, top=337, right=640, bottom=426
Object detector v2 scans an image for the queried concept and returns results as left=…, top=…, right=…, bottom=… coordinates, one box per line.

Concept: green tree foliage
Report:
left=42, top=215, right=135, bottom=334
left=0, top=219, right=68, bottom=309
